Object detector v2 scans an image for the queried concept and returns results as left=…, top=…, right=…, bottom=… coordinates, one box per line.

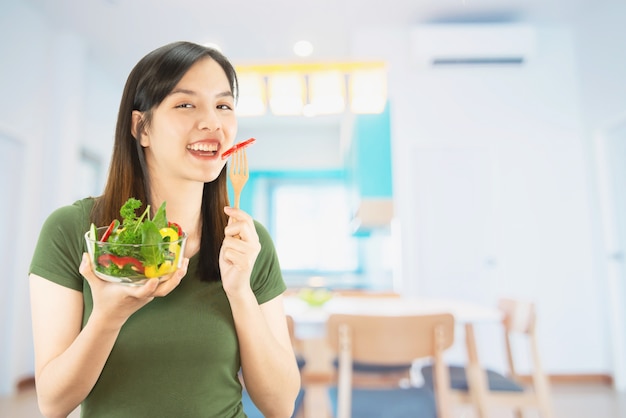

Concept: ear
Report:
left=131, top=110, right=150, bottom=147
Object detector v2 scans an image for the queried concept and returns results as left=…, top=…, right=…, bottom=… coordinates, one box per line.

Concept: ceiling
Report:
left=22, top=0, right=597, bottom=135
left=25, top=0, right=592, bottom=83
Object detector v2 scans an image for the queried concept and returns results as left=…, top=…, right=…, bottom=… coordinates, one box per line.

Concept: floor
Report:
left=1, top=381, right=625, bottom=418
left=304, top=381, right=626, bottom=418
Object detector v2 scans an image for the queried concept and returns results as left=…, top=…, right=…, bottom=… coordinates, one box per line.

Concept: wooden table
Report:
left=285, top=295, right=501, bottom=338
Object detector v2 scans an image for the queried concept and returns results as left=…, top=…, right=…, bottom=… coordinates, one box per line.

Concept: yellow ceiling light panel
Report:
left=234, top=61, right=387, bottom=116
left=268, top=72, right=305, bottom=115
left=349, top=67, right=388, bottom=114
left=236, top=61, right=385, bottom=73
left=236, top=72, right=266, bottom=116
left=307, top=70, right=346, bottom=115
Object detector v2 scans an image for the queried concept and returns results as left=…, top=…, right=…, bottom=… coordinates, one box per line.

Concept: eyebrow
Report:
left=169, top=88, right=234, bottom=99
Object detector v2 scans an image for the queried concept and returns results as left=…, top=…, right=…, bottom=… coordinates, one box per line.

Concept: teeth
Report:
left=187, top=143, right=217, bottom=152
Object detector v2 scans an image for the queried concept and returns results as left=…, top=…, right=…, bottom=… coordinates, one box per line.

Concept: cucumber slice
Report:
left=89, top=223, right=97, bottom=241
left=88, top=223, right=97, bottom=255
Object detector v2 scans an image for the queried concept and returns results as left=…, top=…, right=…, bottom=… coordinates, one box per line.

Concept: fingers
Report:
left=220, top=223, right=261, bottom=272
left=79, top=253, right=101, bottom=286
left=130, top=278, right=159, bottom=298
left=224, top=206, right=254, bottom=240
left=221, top=246, right=257, bottom=271
left=224, top=206, right=251, bottom=224
left=79, top=252, right=91, bottom=276
left=151, top=257, right=190, bottom=297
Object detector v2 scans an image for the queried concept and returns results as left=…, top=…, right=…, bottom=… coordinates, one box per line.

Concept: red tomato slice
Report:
left=221, top=137, right=256, bottom=160
left=101, top=220, right=118, bottom=242
left=168, top=222, right=183, bottom=237
left=97, top=254, right=145, bottom=274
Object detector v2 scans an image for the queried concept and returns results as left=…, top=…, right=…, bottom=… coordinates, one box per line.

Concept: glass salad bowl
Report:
left=84, top=225, right=187, bottom=286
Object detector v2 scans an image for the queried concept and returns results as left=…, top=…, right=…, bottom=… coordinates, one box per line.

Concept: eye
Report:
left=175, top=103, right=194, bottom=109
left=217, top=104, right=233, bottom=111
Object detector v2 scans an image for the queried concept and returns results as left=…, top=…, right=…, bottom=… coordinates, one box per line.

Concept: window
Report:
left=271, top=180, right=359, bottom=272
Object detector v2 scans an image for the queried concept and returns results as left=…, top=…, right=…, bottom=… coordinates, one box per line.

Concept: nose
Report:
left=198, top=108, right=221, bottom=131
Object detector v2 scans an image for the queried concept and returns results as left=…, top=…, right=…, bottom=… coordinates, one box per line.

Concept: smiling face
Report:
left=132, top=57, right=238, bottom=186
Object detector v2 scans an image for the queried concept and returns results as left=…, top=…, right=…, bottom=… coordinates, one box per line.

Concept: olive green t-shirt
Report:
left=29, top=198, right=287, bottom=418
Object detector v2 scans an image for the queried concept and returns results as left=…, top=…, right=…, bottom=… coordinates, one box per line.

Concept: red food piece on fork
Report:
left=221, top=137, right=256, bottom=159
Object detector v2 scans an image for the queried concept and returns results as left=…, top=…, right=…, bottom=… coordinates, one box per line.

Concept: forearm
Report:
left=229, top=292, right=301, bottom=418
left=35, top=312, right=121, bottom=418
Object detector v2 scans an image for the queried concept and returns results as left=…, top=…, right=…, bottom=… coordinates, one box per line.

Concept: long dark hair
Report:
left=92, top=41, right=239, bottom=282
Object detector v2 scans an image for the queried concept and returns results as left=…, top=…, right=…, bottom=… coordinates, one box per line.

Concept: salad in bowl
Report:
left=84, top=198, right=187, bottom=286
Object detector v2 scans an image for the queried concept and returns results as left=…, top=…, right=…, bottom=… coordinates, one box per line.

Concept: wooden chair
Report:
left=326, top=313, right=455, bottom=418
left=421, top=298, right=554, bottom=418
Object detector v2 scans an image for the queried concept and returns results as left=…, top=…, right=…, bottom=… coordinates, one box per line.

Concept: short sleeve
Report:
left=29, top=199, right=93, bottom=291
left=250, top=221, right=286, bottom=304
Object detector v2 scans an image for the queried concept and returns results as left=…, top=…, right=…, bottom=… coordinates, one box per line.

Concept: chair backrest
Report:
left=326, top=313, right=455, bottom=418
left=498, top=298, right=544, bottom=385
left=495, top=298, right=554, bottom=417
left=499, top=298, right=536, bottom=335
left=327, top=313, right=455, bottom=365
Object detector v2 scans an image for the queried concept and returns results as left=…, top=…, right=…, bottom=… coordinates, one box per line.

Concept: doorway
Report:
left=596, top=115, right=626, bottom=391
left=0, top=129, right=25, bottom=395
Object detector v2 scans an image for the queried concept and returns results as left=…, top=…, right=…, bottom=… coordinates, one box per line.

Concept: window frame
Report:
left=256, top=170, right=364, bottom=276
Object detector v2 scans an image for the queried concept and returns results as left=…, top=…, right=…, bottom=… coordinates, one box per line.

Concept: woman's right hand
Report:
left=79, top=253, right=189, bottom=328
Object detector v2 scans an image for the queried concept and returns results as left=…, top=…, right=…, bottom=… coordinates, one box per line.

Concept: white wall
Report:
left=412, top=26, right=599, bottom=375
left=0, top=1, right=54, bottom=396
left=573, top=2, right=626, bottom=390
left=0, top=2, right=119, bottom=396
left=351, top=16, right=625, bottom=377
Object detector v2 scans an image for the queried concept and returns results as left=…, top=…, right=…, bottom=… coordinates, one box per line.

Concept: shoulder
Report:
left=30, top=198, right=95, bottom=291
left=36, top=198, right=95, bottom=246
left=46, top=197, right=95, bottom=223
left=41, top=197, right=95, bottom=235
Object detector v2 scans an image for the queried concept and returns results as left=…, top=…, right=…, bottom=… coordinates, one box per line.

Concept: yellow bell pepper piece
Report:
left=143, top=227, right=181, bottom=278
left=159, top=227, right=179, bottom=242
left=160, top=227, right=181, bottom=254
left=144, top=261, right=174, bottom=278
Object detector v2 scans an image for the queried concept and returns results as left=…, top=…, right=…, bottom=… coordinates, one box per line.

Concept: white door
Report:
left=596, top=118, right=626, bottom=391
left=410, top=146, right=505, bottom=368
left=412, top=147, right=497, bottom=304
left=0, top=131, right=24, bottom=395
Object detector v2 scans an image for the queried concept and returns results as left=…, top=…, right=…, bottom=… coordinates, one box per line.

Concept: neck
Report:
left=149, top=182, right=204, bottom=241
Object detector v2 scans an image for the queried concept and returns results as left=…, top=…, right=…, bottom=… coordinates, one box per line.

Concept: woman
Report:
left=29, top=41, right=301, bottom=418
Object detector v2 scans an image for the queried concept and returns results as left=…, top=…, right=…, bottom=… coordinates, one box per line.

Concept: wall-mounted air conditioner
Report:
left=410, top=23, right=536, bottom=67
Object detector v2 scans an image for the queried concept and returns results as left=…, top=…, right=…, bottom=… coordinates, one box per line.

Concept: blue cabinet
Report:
left=349, top=104, right=393, bottom=198
left=348, top=104, right=393, bottom=234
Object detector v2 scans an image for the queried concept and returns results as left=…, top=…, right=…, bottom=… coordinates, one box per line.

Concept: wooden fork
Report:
left=229, top=147, right=249, bottom=209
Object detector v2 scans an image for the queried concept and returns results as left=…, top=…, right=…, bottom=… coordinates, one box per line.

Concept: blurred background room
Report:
left=1, top=0, right=625, bottom=416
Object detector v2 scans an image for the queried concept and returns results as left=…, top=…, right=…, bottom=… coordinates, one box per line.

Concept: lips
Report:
left=186, top=141, right=219, bottom=157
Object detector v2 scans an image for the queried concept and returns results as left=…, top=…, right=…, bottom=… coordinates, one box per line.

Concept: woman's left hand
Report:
left=219, top=206, right=261, bottom=296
